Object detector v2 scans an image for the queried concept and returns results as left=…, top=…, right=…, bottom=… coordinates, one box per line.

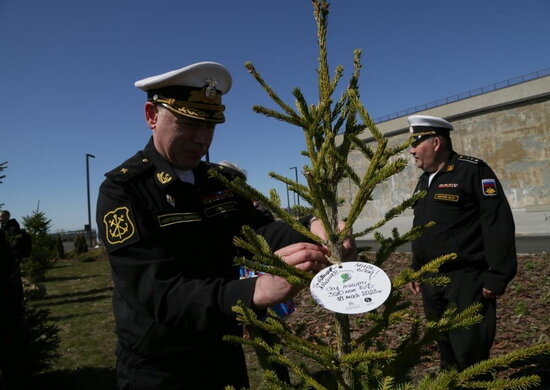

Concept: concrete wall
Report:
left=338, top=75, right=550, bottom=237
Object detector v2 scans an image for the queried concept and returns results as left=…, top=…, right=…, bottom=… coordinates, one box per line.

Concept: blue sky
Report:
left=1, top=0, right=549, bottom=232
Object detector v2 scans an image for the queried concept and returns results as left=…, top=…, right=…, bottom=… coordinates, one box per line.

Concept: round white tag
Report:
left=309, top=262, right=392, bottom=314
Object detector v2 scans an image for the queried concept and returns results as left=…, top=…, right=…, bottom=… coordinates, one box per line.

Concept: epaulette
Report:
left=458, top=155, right=482, bottom=165
left=105, top=153, right=154, bottom=183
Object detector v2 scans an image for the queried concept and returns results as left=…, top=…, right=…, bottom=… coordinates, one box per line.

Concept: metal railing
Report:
left=374, top=67, right=550, bottom=124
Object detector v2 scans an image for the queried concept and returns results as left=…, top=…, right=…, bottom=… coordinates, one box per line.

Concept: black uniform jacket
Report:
left=96, top=139, right=308, bottom=360
left=411, top=152, right=517, bottom=295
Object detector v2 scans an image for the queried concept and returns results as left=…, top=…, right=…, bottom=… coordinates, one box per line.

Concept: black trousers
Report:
left=421, top=268, right=496, bottom=371
left=115, top=341, right=249, bottom=390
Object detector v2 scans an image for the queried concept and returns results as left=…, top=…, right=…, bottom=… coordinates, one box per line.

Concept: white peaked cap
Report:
left=407, top=115, right=454, bottom=131
left=135, top=61, right=232, bottom=94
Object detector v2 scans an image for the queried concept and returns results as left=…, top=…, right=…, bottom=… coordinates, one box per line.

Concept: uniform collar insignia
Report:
left=156, top=171, right=173, bottom=184
left=446, top=164, right=455, bottom=172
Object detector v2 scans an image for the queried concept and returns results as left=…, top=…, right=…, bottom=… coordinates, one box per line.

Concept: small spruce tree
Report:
left=211, top=1, right=550, bottom=389
left=21, top=208, right=57, bottom=284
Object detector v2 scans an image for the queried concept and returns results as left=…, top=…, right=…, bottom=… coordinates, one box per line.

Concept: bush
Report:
left=93, top=246, right=109, bottom=262
left=75, top=252, right=95, bottom=263
left=74, top=247, right=108, bottom=263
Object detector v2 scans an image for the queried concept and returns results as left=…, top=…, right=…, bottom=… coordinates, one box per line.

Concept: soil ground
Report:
left=245, top=253, right=550, bottom=388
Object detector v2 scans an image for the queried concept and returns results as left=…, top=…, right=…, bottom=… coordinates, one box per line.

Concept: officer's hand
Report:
left=309, top=219, right=358, bottom=262
left=482, top=288, right=498, bottom=299
left=409, top=281, right=421, bottom=294
left=252, top=243, right=328, bottom=309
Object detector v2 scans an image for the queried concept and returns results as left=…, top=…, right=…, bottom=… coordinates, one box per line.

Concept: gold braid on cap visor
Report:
left=409, top=130, right=437, bottom=147
left=409, top=130, right=437, bottom=138
left=154, top=96, right=226, bottom=123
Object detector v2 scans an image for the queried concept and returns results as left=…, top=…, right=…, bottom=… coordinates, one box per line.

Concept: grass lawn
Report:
left=30, top=258, right=264, bottom=390
left=30, top=259, right=118, bottom=389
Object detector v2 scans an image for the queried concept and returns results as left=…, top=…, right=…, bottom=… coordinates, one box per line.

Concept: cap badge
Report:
left=156, top=172, right=173, bottom=184
left=205, top=76, right=218, bottom=98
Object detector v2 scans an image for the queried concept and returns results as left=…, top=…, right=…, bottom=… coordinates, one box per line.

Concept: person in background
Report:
left=0, top=210, right=20, bottom=236
left=1, top=210, right=32, bottom=262
left=218, top=160, right=275, bottom=223
left=96, top=62, right=354, bottom=389
left=0, top=210, right=21, bottom=250
left=0, top=220, right=31, bottom=388
left=217, top=160, right=248, bottom=181
left=407, top=114, right=517, bottom=371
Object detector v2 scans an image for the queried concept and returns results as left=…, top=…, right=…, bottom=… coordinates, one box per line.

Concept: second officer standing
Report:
left=407, top=114, right=517, bottom=371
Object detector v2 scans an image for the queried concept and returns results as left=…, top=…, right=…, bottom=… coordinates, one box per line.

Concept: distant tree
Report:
left=74, top=234, right=88, bottom=255
left=289, top=204, right=313, bottom=219
left=0, top=161, right=6, bottom=185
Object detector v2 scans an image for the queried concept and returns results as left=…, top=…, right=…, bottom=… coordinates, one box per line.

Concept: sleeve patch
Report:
left=481, top=179, right=498, bottom=196
left=102, top=206, right=139, bottom=251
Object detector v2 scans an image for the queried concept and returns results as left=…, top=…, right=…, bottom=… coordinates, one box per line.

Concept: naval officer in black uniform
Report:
left=96, top=62, right=331, bottom=389
left=407, top=114, right=517, bottom=371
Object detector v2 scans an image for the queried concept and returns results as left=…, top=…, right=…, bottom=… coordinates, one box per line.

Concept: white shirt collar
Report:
left=174, top=169, right=195, bottom=184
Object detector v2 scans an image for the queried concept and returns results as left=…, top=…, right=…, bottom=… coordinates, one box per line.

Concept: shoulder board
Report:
left=105, top=153, right=154, bottom=182
left=206, top=162, right=247, bottom=180
left=458, top=155, right=482, bottom=165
